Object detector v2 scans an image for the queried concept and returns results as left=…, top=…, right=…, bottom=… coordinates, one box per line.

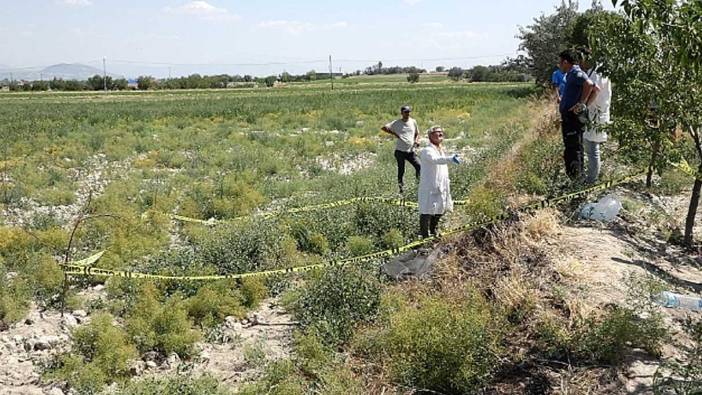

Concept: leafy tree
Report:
left=112, top=78, right=128, bottom=90
left=591, top=0, right=702, bottom=245
left=435, top=66, right=445, bottom=72
left=517, top=0, right=580, bottom=83
left=137, top=75, right=155, bottom=90
left=447, top=67, right=464, bottom=81
left=407, top=72, right=420, bottom=83
left=87, top=74, right=112, bottom=91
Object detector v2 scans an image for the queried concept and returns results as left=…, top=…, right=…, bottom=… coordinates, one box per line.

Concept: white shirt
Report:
left=584, top=68, right=612, bottom=143
left=418, top=143, right=454, bottom=215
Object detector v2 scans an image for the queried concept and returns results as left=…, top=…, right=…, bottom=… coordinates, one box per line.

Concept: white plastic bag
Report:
left=579, top=194, right=622, bottom=222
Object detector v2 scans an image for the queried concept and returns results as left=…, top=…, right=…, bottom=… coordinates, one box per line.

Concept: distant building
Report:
left=127, top=78, right=138, bottom=89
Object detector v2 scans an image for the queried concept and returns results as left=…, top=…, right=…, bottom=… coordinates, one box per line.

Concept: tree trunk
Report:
left=647, top=138, right=660, bottom=188
left=683, top=168, right=702, bottom=246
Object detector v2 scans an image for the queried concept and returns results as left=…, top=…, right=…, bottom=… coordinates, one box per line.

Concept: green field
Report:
left=0, top=79, right=553, bottom=393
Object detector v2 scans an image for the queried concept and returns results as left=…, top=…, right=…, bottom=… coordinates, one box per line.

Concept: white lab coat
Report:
left=418, top=143, right=454, bottom=215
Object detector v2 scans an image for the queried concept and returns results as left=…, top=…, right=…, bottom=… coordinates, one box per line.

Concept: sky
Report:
left=0, top=0, right=615, bottom=78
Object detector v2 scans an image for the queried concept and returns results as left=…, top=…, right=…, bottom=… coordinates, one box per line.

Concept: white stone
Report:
left=145, top=361, right=158, bottom=369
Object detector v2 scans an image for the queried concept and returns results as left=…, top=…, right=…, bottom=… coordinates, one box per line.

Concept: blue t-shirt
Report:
left=551, top=69, right=566, bottom=97
left=559, top=65, right=589, bottom=114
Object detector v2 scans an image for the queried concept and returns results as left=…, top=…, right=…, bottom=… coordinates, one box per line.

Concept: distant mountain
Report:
left=0, top=63, right=123, bottom=81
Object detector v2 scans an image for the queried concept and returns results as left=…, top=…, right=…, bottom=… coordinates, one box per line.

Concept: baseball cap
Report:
left=400, top=105, right=412, bottom=113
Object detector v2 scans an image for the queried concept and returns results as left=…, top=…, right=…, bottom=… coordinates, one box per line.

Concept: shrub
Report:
left=186, top=282, right=246, bottom=328
left=126, top=284, right=200, bottom=359
left=382, top=228, right=404, bottom=249
left=407, top=72, right=420, bottom=83
left=573, top=306, right=667, bottom=365
left=345, top=235, right=375, bottom=256
left=114, top=375, right=232, bottom=395
left=294, top=266, right=381, bottom=346
left=241, top=277, right=268, bottom=308
left=193, top=220, right=288, bottom=275
left=238, top=360, right=308, bottom=395
left=0, top=263, right=32, bottom=325
left=379, top=293, right=503, bottom=394
left=48, top=312, right=137, bottom=394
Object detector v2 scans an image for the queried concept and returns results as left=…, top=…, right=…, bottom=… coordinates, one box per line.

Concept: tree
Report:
left=447, top=67, right=464, bottom=81
left=517, top=0, right=580, bottom=83
left=137, top=76, right=155, bottom=90
left=112, top=78, right=128, bottom=90
left=435, top=66, right=445, bottom=72
left=591, top=0, right=702, bottom=245
left=407, top=72, right=420, bottom=83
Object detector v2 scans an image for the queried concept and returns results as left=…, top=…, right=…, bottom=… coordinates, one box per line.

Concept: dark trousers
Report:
left=560, top=112, right=584, bottom=180
left=394, top=149, right=421, bottom=185
left=419, top=214, right=443, bottom=238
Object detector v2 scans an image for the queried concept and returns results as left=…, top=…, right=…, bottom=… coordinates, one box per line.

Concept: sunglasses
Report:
left=431, top=131, right=444, bottom=136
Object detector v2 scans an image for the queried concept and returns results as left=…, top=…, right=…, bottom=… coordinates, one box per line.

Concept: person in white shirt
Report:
left=382, top=105, right=421, bottom=194
left=580, top=47, right=611, bottom=184
left=418, top=126, right=462, bottom=238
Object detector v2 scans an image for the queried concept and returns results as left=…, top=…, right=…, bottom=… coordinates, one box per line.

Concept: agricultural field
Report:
left=1, top=78, right=696, bottom=394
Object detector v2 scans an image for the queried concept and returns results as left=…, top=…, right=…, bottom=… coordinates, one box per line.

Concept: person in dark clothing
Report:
left=382, top=105, right=421, bottom=194
left=558, top=49, right=599, bottom=180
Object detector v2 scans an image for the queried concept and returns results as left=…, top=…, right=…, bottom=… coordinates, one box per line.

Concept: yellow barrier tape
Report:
left=63, top=171, right=644, bottom=281
left=171, top=196, right=418, bottom=225
left=69, top=251, right=105, bottom=267
left=670, top=158, right=700, bottom=180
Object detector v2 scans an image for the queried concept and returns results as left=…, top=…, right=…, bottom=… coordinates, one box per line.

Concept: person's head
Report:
left=427, top=126, right=444, bottom=146
left=558, top=49, right=579, bottom=73
left=400, top=105, right=412, bottom=120
left=578, top=47, right=592, bottom=70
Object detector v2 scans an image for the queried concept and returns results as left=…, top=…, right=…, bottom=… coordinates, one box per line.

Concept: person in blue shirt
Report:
left=558, top=49, right=599, bottom=180
left=551, top=67, right=566, bottom=103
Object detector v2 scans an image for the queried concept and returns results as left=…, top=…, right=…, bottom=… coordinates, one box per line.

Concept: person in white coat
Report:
left=418, top=126, right=461, bottom=238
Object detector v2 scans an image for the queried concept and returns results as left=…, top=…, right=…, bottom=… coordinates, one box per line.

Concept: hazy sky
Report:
left=1, top=0, right=614, bottom=77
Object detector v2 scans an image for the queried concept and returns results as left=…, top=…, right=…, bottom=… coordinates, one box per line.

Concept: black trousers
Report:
left=394, top=149, right=421, bottom=185
left=419, top=214, right=443, bottom=238
left=560, top=112, right=584, bottom=180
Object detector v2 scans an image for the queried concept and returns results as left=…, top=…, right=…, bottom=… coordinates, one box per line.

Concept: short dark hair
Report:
left=559, top=49, right=579, bottom=64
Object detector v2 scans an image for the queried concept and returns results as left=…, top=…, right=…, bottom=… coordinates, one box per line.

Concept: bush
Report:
left=186, top=282, right=246, bottom=328
left=115, top=375, right=232, bottom=395
left=48, top=312, right=137, bottom=394
left=378, top=293, right=502, bottom=394
left=126, top=284, right=200, bottom=359
left=345, top=235, right=374, bottom=256
left=382, top=228, right=404, bottom=249
left=534, top=306, right=668, bottom=366
left=573, top=306, right=667, bottom=365
left=407, top=72, right=420, bottom=83
left=238, top=359, right=307, bottom=395
left=241, top=277, right=268, bottom=308
left=0, top=262, right=32, bottom=325
left=294, top=266, right=381, bottom=346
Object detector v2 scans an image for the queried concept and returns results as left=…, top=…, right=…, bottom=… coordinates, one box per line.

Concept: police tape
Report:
left=171, top=196, right=420, bottom=225
left=62, top=171, right=645, bottom=281
left=670, top=158, right=700, bottom=180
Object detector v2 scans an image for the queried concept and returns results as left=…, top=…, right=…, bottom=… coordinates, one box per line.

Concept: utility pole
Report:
left=102, top=57, right=107, bottom=92
left=329, top=54, right=333, bottom=90
left=168, top=67, right=172, bottom=79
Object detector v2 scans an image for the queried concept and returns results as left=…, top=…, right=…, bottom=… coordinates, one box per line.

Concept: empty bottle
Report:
left=579, top=194, right=622, bottom=222
left=655, top=291, right=702, bottom=311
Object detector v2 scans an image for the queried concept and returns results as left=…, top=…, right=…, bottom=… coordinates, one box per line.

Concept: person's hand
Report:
left=569, top=102, right=586, bottom=114
left=451, top=154, right=462, bottom=164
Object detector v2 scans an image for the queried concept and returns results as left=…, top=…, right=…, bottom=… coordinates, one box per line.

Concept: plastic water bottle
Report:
left=655, top=291, right=702, bottom=311
left=579, top=194, right=622, bottom=222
